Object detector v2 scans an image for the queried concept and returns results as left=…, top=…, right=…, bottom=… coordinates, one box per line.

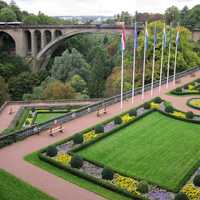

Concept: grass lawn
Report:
left=78, top=112, right=200, bottom=192
left=25, top=153, right=131, bottom=200
left=0, top=169, right=54, bottom=200
left=35, top=113, right=66, bottom=124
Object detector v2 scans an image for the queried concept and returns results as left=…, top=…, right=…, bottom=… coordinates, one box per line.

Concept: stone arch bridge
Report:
left=0, top=24, right=199, bottom=71
left=0, top=24, right=140, bottom=70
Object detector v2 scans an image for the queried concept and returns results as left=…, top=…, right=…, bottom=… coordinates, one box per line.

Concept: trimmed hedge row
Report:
left=38, top=153, right=146, bottom=200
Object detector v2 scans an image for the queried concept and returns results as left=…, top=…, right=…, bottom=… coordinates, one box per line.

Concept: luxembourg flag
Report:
left=121, top=28, right=126, bottom=51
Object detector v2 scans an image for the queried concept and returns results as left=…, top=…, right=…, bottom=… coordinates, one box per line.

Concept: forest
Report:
left=0, top=0, right=200, bottom=105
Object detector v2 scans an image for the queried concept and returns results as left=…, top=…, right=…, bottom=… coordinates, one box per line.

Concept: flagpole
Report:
left=121, top=46, right=124, bottom=110
left=159, top=24, right=165, bottom=93
left=142, top=22, right=147, bottom=100
left=173, top=28, right=179, bottom=85
left=151, top=24, right=156, bottom=97
left=132, top=21, right=137, bottom=103
left=166, top=24, right=172, bottom=88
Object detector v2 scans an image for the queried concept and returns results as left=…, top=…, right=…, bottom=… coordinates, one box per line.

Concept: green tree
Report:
left=186, top=5, right=200, bottom=27
left=51, top=48, right=90, bottom=82
left=0, top=0, right=8, bottom=10
left=165, top=6, right=180, bottom=26
left=10, top=4, right=22, bottom=21
left=8, top=72, right=40, bottom=100
left=43, top=80, right=75, bottom=100
left=0, top=7, right=17, bottom=22
left=180, top=6, right=189, bottom=26
left=70, top=74, right=87, bottom=93
left=0, top=76, right=9, bottom=105
left=23, top=14, right=39, bottom=25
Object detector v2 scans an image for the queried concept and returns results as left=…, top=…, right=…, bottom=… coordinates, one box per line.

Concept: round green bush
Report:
left=193, top=175, right=200, bottom=187
left=174, top=192, right=189, bottom=200
left=114, top=116, right=122, bottom=125
left=70, top=155, right=83, bottom=169
left=143, top=102, right=150, bottom=109
left=153, top=97, right=162, bottom=104
left=94, top=125, right=104, bottom=134
left=31, top=107, right=35, bottom=113
left=72, top=133, right=83, bottom=144
left=129, top=109, right=137, bottom=117
left=137, top=181, right=149, bottom=193
left=46, top=146, right=58, bottom=157
left=175, top=88, right=182, bottom=93
left=165, top=105, right=174, bottom=113
left=101, top=167, right=114, bottom=180
left=186, top=111, right=194, bottom=119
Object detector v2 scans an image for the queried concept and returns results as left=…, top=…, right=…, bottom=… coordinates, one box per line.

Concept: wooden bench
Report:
left=191, top=73, right=196, bottom=77
left=175, top=79, right=181, bottom=84
left=97, top=105, right=107, bottom=117
left=49, top=124, right=64, bottom=137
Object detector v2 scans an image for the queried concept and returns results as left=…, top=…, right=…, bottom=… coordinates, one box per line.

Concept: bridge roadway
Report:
left=0, top=71, right=200, bottom=200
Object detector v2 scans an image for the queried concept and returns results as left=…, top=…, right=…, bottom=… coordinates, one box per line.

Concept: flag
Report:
left=145, top=25, right=148, bottom=49
left=153, top=25, right=157, bottom=47
left=176, top=31, right=180, bottom=45
left=121, top=28, right=126, bottom=51
left=134, top=22, right=138, bottom=49
left=163, top=26, right=167, bottom=48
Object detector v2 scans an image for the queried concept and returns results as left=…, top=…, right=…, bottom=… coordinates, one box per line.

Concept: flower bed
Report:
left=171, top=79, right=200, bottom=95
left=187, top=98, right=200, bottom=110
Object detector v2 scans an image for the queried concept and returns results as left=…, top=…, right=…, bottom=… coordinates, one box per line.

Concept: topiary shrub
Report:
left=94, top=125, right=104, bottom=134
left=143, top=102, right=150, bottom=109
left=72, top=133, right=83, bottom=144
left=129, top=109, right=137, bottom=117
left=174, top=192, right=189, bottom=200
left=31, top=107, right=35, bottom=113
left=137, top=181, right=149, bottom=193
left=186, top=111, right=194, bottom=119
left=165, top=105, right=174, bottom=113
left=46, top=146, right=58, bottom=157
left=101, top=167, right=114, bottom=180
left=193, top=175, right=200, bottom=187
left=153, top=97, right=162, bottom=104
left=70, top=155, right=83, bottom=169
left=114, top=116, right=122, bottom=125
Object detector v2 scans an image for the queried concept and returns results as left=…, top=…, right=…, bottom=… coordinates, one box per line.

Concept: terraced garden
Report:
left=32, top=97, right=200, bottom=200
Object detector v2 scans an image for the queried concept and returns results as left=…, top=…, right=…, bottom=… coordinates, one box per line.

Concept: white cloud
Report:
left=3, top=0, right=199, bottom=16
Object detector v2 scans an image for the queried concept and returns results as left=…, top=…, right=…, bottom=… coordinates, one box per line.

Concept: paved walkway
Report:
left=0, top=100, right=97, bottom=133
left=0, top=71, right=199, bottom=200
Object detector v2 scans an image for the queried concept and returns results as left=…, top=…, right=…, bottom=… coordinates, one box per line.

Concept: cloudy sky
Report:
left=4, top=0, right=200, bottom=16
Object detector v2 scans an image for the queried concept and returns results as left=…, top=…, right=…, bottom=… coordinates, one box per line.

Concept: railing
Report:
left=0, top=66, right=199, bottom=146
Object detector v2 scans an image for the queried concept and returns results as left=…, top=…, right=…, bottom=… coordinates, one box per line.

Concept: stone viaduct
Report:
left=0, top=24, right=139, bottom=71
left=0, top=24, right=199, bottom=71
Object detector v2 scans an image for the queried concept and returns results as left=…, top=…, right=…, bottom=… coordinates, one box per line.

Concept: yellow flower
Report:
left=121, top=114, right=135, bottom=124
left=172, top=111, right=186, bottom=119
left=150, top=102, right=160, bottom=110
left=53, top=153, right=71, bottom=165
left=83, top=131, right=97, bottom=142
left=112, top=174, right=140, bottom=195
left=182, top=183, right=200, bottom=200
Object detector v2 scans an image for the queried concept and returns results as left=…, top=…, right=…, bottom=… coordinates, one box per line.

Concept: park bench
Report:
left=49, top=124, right=64, bottom=137
left=191, top=73, right=196, bottom=77
left=97, top=104, right=107, bottom=117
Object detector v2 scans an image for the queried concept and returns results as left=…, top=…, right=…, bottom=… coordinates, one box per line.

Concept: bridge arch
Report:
left=36, top=29, right=122, bottom=60
left=0, top=31, right=16, bottom=55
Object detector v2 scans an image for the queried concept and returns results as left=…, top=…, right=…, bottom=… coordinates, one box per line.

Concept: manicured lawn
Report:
left=0, top=169, right=54, bottom=200
left=78, top=112, right=200, bottom=192
left=25, top=153, right=131, bottom=200
left=35, top=113, right=66, bottom=124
